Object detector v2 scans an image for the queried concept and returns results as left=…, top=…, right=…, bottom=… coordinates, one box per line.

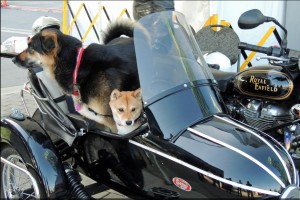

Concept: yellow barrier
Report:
left=81, top=12, right=99, bottom=43
left=119, top=8, right=131, bottom=19
left=203, top=14, right=218, bottom=28
left=62, top=0, right=68, bottom=34
left=220, top=20, right=231, bottom=27
left=66, top=3, right=84, bottom=35
left=203, top=14, right=231, bottom=31
left=62, top=1, right=132, bottom=42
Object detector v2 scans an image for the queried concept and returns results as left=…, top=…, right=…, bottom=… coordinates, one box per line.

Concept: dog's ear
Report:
left=133, top=88, right=142, bottom=100
left=111, top=89, right=121, bottom=101
left=41, top=36, right=56, bottom=53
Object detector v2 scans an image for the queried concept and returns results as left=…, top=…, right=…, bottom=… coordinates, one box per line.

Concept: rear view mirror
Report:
left=238, top=9, right=266, bottom=29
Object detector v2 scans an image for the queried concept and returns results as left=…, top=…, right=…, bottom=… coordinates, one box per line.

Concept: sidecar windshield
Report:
left=134, top=11, right=224, bottom=139
left=134, top=11, right=215, bottom=103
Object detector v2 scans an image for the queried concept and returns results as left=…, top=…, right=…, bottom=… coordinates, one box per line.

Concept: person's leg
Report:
left=133, top=0, right=174, bottom=20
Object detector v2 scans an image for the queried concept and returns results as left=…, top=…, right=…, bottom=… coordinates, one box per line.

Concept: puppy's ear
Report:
left=41, top=36, right=55, bottom=53
left=111, top=89, right=121, bottom=101
left=134, top=88, right=142, bottom=100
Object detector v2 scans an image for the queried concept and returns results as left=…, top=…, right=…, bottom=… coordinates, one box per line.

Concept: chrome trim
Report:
left=129, top=140, right=280, bottom=196
left=256, top=56, right=289, bottom=62
left=187, top=127, right=286, bottom=188
left=22, top=82, right=49, bottom=101
left=214, top=115, right=294, bottom=184
left=280, top=185, right=300, bottom=199
left=1, top=157, right=40, bottom=198
left=20, top=83, right=30, bottom=116
left=21, top=82, right=48, bottom=115
left=33, top=96, right=48, bottom=115
left=297, top=171, right=300, bottom=187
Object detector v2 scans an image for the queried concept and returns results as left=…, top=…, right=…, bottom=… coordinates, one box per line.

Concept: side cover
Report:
left=1, top=116, right=69, bottom=198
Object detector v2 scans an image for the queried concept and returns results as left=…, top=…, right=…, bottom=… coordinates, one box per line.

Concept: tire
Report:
left=1, top=144, right=46, bottom=199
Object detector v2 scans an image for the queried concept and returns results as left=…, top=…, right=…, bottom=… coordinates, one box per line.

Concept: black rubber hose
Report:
left=64, top=164, right=92, bottom=200
left=103, top=151, right=141, bottom=190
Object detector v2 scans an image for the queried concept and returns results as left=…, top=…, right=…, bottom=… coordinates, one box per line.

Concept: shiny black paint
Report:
left=127, top=134, right=242, bottom=198
left=188, top=116, right=294, bottom=188
left=124, top=115, right=297, bottom=198
left=233, top=65, right=299, bottom=102
left=234, top=66, right=293, bottom=100
left=1, top=117, right=69, bottom=198
left=145, top=84, right=227, bottom=140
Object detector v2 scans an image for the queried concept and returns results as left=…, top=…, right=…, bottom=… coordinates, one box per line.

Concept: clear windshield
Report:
left=134, top=11, right=215, bottom=103
left=134, top=11, right=224, bottom=138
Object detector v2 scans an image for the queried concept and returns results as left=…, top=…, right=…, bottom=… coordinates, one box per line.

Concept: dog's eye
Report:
left=119, top=108, right=124, bottom=112
left=131, top=108, right=136, bottom=112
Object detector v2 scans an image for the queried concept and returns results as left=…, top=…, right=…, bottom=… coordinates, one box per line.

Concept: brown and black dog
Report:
left=13, top=20, right=140, bottom=133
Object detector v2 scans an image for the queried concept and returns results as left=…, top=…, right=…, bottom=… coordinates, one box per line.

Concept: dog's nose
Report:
left=12, top=57, right=16, bottom=64
left=126, top=121, right=132, bottom=126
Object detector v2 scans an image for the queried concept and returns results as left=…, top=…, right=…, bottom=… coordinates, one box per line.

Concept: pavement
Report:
left=1, top=85, right=36, bottom=118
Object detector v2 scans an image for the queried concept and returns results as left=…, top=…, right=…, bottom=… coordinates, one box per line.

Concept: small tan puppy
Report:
left=109, top=88, right=143, bottom=135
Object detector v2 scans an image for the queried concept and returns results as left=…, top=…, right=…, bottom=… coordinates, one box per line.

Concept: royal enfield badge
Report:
left=172, top=177, right=192, bottom=191
left=235, top=69, right=293, bottom=100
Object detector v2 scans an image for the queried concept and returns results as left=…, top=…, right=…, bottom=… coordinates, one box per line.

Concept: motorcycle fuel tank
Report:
left=233, top=66, right=294, bottom=100
left=129, top=114, right=299, bottom=198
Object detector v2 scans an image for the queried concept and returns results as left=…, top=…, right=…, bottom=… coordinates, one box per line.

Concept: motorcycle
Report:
left=1, top=10, right=300, bottom=199
left=210, top=9, right=300, bottom=165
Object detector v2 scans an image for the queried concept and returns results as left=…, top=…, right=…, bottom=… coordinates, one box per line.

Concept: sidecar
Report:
left=1, top=11, right=300, bottom=199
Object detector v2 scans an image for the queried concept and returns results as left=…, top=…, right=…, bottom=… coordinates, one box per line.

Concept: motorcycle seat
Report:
left=210, top=68, right=235, bottom=93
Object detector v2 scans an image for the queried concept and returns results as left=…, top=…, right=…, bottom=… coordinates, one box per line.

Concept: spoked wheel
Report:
left=1, top=145, right=45, bottom=199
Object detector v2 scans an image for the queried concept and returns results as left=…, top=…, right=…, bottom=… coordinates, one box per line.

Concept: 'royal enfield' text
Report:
left=249, top=76, right=278, bottom=92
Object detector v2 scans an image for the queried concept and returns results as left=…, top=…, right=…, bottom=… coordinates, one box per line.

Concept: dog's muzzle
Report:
left=12, top=55, right=35, bottom=69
